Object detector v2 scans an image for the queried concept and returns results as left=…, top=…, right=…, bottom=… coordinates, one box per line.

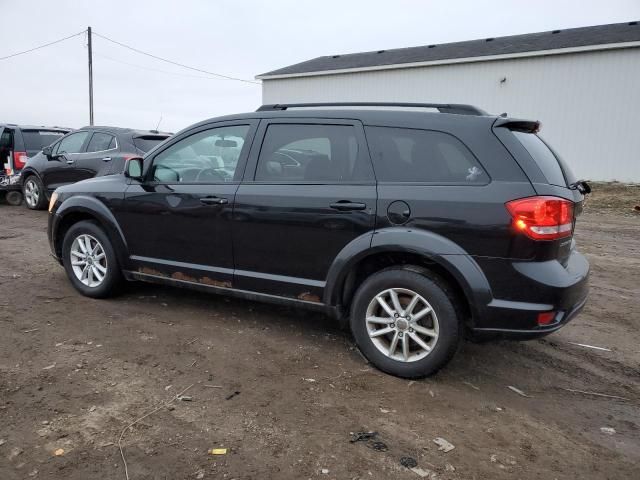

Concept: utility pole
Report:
left=87, top=26, right=94, bottom=125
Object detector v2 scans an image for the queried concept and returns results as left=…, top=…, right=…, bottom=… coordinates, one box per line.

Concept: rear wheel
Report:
left=23, top=175, right=46, bottom=210
left=5, top=191, right=23, bottom=206
left=350, top=268, right=461, bottom=378
left=62, top=221, right=121, bottom=298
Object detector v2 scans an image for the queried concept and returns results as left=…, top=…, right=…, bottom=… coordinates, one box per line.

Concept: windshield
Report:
left=133, top=135, right=170, bottom=153
left=22, top=130, right=67, bottom=151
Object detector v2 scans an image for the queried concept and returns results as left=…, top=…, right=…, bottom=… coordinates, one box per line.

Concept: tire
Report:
left=350, top=267, right=461, bottom=378
left=23, top=175, right=47, bottom=210
left=62, top=221, right=121, bottom=298
left=5, top=191, right=23, bottom=206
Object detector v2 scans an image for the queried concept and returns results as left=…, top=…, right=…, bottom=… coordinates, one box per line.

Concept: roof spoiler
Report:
left=257, top=102, right=488, bottom=116
left=493, top=117, right=541, bottom=133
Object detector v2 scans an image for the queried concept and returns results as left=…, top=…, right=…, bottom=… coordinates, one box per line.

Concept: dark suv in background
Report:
left=1, top=124, right=70, bottom=205
left=47, top=103, right=590, bottom=378
left=20, top=126, right=171, bottom=209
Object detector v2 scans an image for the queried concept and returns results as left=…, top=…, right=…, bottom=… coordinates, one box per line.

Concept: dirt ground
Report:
left=1, top=186, right=639, bottom=480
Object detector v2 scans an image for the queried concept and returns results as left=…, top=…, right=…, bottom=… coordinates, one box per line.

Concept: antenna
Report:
left=155, top=113, right=163, bottom=132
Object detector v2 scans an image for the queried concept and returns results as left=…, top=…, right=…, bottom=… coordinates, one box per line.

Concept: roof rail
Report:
left=256, top=102, right=487, bottom=116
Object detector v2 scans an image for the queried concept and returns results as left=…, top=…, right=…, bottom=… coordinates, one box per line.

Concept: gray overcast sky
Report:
left=1, top=0, right=639, bottom=132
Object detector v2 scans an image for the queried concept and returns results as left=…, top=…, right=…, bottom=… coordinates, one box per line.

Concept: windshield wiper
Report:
left=569, top=180, right=591, bottom=194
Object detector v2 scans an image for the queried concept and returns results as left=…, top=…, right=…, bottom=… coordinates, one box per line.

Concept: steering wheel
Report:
left=195, top=168, right=226, bottom=183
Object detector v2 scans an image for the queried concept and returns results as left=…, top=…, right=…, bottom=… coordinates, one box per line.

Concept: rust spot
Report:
left=298, top=292, right=321, bottom=303
left=199, top=276, right=232, bottom=288
left=171, top=271, right=197, bottom=282
left=139, top=267, right=166, bottom=277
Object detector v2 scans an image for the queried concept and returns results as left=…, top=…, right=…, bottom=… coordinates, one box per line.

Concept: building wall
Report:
left=262, top=48, right=640, bottom=182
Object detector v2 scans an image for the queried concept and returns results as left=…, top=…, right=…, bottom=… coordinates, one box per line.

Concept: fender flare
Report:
left=323, top=227, right=493, bottom=321
left=53, top=196, right=129, bottom=268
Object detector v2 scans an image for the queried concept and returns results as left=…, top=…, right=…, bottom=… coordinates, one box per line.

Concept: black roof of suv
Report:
left=46, top=103, right=589, bottom=378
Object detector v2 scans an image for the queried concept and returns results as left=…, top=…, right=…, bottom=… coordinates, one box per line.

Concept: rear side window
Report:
left=86, top=132, right=116, bottom=152
left=21, top=130, right=66, bottom=151
left=512, top=132, right=574, bottom=187
left=133, top=135, right=170, bottom=153
left=255, top=124, right=371, bottom=183
left=365, top=127, right=488, bottom=184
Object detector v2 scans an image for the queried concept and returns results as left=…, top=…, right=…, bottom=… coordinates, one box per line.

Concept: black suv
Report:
left=1, top=124, right=70, bottom=205
left=20, top=126, right=170, bottom=210
left=47, top=103, right=589, bottom=378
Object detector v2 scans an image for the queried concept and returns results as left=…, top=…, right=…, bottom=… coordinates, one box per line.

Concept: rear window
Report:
left=22, top=130, right=66, bottom=150
left=513, top=132, right=575, bottom=187
left=365, top=127, right=488, bottom=184
left=133, top=135, right=169, bottom=153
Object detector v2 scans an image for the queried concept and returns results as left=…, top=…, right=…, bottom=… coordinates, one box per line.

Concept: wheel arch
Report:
left=53, top=196, right=129, bottom=268
left=324, top=228, right=493, bottom=327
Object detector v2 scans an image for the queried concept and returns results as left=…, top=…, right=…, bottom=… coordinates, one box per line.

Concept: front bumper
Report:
left=471, top=250, right=589, bottom=336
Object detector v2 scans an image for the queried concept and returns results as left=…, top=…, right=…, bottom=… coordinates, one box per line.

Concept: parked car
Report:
left=20, top=126, right=171, bottom=209
left=46, top=102, right=590, bottom=378
left=0, top=124, right=70, bottom=205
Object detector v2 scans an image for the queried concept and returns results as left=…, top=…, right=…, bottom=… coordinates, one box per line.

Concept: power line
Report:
left=93, top=51, right=226, bottom=81
left=0, top=30, right=86, bottom=61
left=92, top=30, right=260, bottom=85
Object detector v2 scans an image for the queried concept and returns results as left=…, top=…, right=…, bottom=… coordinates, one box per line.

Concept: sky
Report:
left=1, top=0, right=639, bottom=132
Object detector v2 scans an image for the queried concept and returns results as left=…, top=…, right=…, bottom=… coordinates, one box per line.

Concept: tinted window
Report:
left=133, top=135, right=170, bottom=153
left=57, top=131, right=90, bottom=154
left=365, top=127, right=488, bottom=184
left=22, top=130, right=66, bottom=150
left=513, top=132, right=572, bottom=187
left=255, top=124, right=370, bottom=182
left=152, top=125, right=249, bottom=183
left=86, top=132, right=116, bottom=152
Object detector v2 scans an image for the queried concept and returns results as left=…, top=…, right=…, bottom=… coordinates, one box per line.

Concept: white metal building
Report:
left=257, top=22, right=640, bottom=182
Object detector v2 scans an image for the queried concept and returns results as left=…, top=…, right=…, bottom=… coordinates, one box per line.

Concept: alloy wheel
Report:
left=70, top=234, right=108, bottom=287
left=365, top=288, right=439, bottom=362
left=24, top=179, right=39, bottom=208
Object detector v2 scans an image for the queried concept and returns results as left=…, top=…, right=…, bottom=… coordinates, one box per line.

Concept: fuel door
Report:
left=387, top=200, right=411, bottom=225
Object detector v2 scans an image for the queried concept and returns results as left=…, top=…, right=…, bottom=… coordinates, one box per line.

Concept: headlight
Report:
left=48, top=192, right=59, bottom=212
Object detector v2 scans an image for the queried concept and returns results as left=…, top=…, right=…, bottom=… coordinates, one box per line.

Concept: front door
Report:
left=118, top=122, right=257, bottom=286
left=41, top=131, right=91, bottom=192
left=233, top=119, right=377, bottom=301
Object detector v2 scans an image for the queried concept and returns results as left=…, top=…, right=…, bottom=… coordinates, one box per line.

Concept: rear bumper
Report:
left=471, top=250, right=589, bottom=336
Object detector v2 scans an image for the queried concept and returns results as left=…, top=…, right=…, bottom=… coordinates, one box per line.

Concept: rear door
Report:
left=232, top=119, right=377, bottom=301
left=73, top=131, right=119, bottom=180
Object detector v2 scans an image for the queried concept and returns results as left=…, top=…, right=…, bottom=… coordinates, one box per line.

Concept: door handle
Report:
left=200, top=196, right=229, bottom=205
left=65, top=159, right=75, bottom=165
left=329, top=201, right=367, bottom=211
left=102, top=157, right=112, bottom=162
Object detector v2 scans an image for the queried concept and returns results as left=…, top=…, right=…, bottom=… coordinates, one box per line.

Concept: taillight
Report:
left=506, top=196, right=574, bottom=240
left=13, top=151, right=28, bottom=170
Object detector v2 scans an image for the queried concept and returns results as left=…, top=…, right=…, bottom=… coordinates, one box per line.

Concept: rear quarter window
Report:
left=512, top=132, right=575, bottom=187
left=365, top=126, right=488, bottom=184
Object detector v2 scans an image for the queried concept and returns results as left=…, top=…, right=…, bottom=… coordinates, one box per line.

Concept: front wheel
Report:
left=62, top=221, right=121, bottom=298
left=350, top=268, right=461, bottom=378
left=23, top=175, right=47, bottom=210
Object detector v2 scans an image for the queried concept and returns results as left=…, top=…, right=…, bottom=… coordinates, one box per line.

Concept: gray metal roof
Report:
left=258, top=21, right=640, bottom=78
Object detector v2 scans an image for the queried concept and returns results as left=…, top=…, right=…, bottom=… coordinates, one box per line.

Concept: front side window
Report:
left=255, top=124, right=370, bottom=182
left=57, top=131, right=90, bottom=154
left=151, top=125, right=249, bottom=183
left=86, top=132, right=116, bottom=153
left=365, top=127, right=488, bottom=184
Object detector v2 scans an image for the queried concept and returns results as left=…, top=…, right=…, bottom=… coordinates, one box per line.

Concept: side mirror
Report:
left=42, top=146, right=52, bottom=157
left=124, top=157, right=144, bottom=180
